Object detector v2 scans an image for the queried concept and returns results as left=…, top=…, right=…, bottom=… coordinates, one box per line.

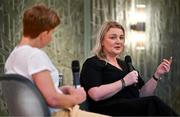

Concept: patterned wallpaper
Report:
left=0, top=0, right=180, bottom=114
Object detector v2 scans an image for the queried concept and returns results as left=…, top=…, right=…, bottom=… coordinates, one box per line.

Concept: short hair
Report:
left=92, top=21, right=125, bottom=59
left=23, top=4, right=60, bottom=38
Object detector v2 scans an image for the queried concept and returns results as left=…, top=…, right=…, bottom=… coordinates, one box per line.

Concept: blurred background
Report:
left=0, top=0, right=180, bottom=114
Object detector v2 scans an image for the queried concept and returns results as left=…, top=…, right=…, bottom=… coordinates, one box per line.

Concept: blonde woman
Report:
left=80, top=21, right=177, bottom=116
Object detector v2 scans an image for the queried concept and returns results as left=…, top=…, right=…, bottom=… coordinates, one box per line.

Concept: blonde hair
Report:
left=92, top=21, right=125, bottom=59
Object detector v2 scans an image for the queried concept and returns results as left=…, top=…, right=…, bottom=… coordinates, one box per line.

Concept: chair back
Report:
left=0, top=74, right=50, bottom=116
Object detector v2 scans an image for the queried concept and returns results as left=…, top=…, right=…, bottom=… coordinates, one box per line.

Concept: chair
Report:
left=0, top=74, right=50, bottom=116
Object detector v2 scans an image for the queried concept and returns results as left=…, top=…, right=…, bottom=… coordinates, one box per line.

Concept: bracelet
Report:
left=120, top=78, right=126, bottom=89
left=152, top=75, right=161, bottom=82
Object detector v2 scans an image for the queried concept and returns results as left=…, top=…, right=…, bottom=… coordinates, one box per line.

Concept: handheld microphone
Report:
left=125, top=55, right=134, bottom=72
left=125, top=55, right=145, bottom=88
left=125, top=55, right=137, bottom=87
left=71, top=60, right=81, bottom=88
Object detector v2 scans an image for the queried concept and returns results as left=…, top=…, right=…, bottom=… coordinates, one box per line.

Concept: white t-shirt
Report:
left=5, top=45, right=62, bottom=113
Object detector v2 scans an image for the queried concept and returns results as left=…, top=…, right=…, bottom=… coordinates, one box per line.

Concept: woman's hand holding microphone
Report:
left=121, top=70, right=139, bottom=88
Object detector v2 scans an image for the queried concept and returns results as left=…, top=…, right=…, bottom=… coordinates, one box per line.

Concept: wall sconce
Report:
left=128, top=3, right=146, bottom=50
left=130, top=22, right=145, bottom=31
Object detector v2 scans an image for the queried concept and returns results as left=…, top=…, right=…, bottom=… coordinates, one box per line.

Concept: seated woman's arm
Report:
left=32, top=70, right=86, bottom=109
left=139, top=58, right=172, bottom=97
left=88, top=80, right=122, bottom=101
left=87, top=71, right=138, bottom=101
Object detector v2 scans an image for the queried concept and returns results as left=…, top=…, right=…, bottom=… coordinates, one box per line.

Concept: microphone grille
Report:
left=125, top=55, right=132, bottom=64
left=71, top=60, right=80, bottom=72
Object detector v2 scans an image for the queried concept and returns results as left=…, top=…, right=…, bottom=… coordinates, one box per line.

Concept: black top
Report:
left=80, top=56, right=178, bottom=116
left=80, top=56, right=144, bottom=109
